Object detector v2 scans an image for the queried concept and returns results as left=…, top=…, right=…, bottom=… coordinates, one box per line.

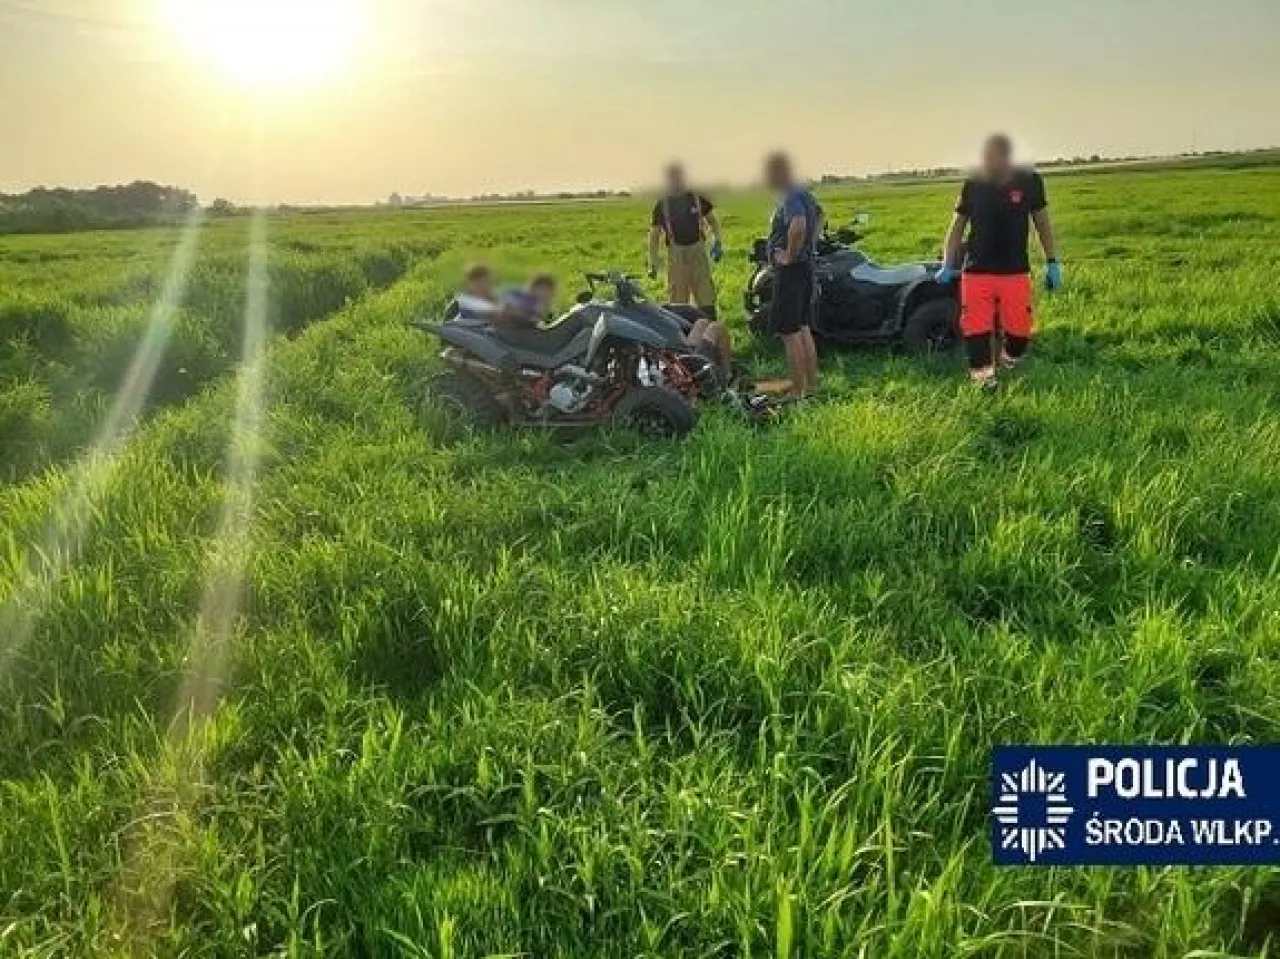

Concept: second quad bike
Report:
left=412, top=272, right=715, bottom=438
left=746, top=219, right=961, bottom=354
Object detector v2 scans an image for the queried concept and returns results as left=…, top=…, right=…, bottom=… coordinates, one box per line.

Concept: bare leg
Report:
left=686, top=319, right=732, bottom=377
left=704, top=321, right=732, bottom=376
left=782, top=332, right=808, bottom=397
left=799, top=325, right=819, bottom=395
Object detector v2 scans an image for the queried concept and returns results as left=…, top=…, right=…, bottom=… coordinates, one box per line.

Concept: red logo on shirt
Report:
left=1008, top=189, right=1024, bottom=204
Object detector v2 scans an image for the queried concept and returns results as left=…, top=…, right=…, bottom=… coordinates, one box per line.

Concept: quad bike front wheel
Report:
left=903, top=299, right=961, bottom=356
left=420, top=371, right=505, bottom=433
left=614, top=387, right=697, bottom=439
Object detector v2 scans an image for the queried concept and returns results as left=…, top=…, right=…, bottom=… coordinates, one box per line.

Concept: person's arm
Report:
left=648, top=201, right=666, bottom=276
left=700, top=195, right=724, bottom=261
left=1029, top=173, right=1062, bottom=289
left=704, top=210, right=722, bottom=246
left=1033, top=209, right=1063, bottom=289
left=648, top=225, right=664, bottom=275
left=942, top=213, right=969, bottom=269
left=944, top=179, right=976, bottom=269
left=1031, top=210, right=1057, bottom=261
left=780, top=215, right=807, bottom=264
left=704, top=211, right=724, bottom=261
left=1029, top=172, right=1055, bottom=261
left=773, top=193, right=808, bottom=265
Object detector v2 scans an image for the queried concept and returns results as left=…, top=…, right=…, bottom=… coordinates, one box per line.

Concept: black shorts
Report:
left=768, top=261, right=814, bottom=336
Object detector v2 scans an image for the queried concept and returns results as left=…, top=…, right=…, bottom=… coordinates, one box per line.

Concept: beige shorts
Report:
left=667, top=241, right=716, bottom=308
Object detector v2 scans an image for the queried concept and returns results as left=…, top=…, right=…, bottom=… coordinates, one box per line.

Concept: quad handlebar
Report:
left=583, top=270, right=645, bottom=306
left=748, top=222, right=866, bottom=264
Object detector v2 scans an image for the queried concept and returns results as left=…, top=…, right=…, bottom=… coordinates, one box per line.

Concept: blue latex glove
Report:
left=935, top=265, right=959, bottom=286
left=1044, top=260, right=1064, bottom=291
left=709, top=238, right=724, bottom=263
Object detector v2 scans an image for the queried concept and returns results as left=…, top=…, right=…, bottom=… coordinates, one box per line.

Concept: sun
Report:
left=165, top=0, right=356, bottom=89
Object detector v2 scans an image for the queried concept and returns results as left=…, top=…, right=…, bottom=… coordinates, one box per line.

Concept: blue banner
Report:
left=992, top=746, right=1280, bottom=866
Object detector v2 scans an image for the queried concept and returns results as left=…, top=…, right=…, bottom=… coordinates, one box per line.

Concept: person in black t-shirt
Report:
left=937, top=134, right=1063, bottom=390
left=647, top=163, right=724, bottom=320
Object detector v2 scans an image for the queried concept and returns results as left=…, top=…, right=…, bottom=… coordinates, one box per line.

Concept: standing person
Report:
left=647, top=163, right=724, bottom=320
left=936, top=134, right=1063, bottom=390
left=764, top=151, right=821, bottom=398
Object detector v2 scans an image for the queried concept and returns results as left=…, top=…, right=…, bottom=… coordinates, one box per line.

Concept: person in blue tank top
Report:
left=764, top=152, right=820, bottom=397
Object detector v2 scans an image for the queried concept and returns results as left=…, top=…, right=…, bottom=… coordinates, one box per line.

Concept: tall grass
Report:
left=0, top=222, right=432, bottom=481
left=2, top=165, right=1280, bottom=957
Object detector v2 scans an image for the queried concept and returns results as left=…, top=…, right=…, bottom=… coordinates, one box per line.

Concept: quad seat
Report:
left=849, top=261, right=930, bottom=286
left=491, top=310, right=589, bottom=355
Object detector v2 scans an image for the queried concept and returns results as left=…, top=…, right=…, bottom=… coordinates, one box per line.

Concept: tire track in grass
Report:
left=0, top=234, right=439, bottom=705
left=113, top=210, right=271, bottom=949
left=0, top=264, right=442, bottom=952
left=0, top=231, right=441, bottom=486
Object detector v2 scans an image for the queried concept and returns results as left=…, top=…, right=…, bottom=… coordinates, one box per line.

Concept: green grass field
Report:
left=3, top=162, right=1280, bottom=957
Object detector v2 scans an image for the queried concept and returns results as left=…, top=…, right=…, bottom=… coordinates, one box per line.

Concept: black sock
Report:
left=1005, top=335, right=1030, bottom=359
left=965, top=334, right=994, bottom=370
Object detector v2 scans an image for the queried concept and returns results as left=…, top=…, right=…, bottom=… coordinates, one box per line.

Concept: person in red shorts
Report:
left=936, top=134, right=1063, bottom=390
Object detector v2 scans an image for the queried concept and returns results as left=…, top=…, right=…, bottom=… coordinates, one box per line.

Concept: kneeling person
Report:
left=681, top=313, right=732, bottom=381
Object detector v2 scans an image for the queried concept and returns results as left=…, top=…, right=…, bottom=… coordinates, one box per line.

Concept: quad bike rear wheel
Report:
left=614, top=387, right=697, bottom=439
left=421, top=371, right=505, bottom=432
left=902, top=299, right=961, bottom=355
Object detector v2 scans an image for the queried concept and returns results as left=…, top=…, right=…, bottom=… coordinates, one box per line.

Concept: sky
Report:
left=1, top=0, right=1278, bottom=205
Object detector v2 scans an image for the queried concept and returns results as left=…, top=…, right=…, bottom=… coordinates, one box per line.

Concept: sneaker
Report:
left=978, top=377, right=1001, bottom=395
left=999, top=352, right=1025, bottom=372
left=740, top=392, right=781, bottom=424
left=970, top=369, right=1000, bottom=394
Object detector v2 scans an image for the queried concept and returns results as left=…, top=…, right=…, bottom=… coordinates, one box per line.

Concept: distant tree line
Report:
left=382, top=188, right=632, bottom=207
left=0, top=181, right=199, bottom=234
left=468, top=188, right=630, bottom=202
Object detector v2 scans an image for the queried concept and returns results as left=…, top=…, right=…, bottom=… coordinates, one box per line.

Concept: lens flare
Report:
left=173, top=208, right=270, bottom=731
left=113, top=209, right=271, bottom=943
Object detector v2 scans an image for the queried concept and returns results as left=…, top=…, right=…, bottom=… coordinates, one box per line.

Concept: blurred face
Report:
left=981, top=137, right=1015, bottom=180
left=467, top=272, right=494, bottom=299
left=530, top=281, right=556, bottom=315
left=765, top=155, right=791, bottom=191
left=664, top=165, right=686, bottom=195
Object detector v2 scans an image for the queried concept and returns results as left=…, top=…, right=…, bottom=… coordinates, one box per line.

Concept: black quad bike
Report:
left=412, top=272, right=717, bottom=438
left=746, top=219, right=961, bottom=354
